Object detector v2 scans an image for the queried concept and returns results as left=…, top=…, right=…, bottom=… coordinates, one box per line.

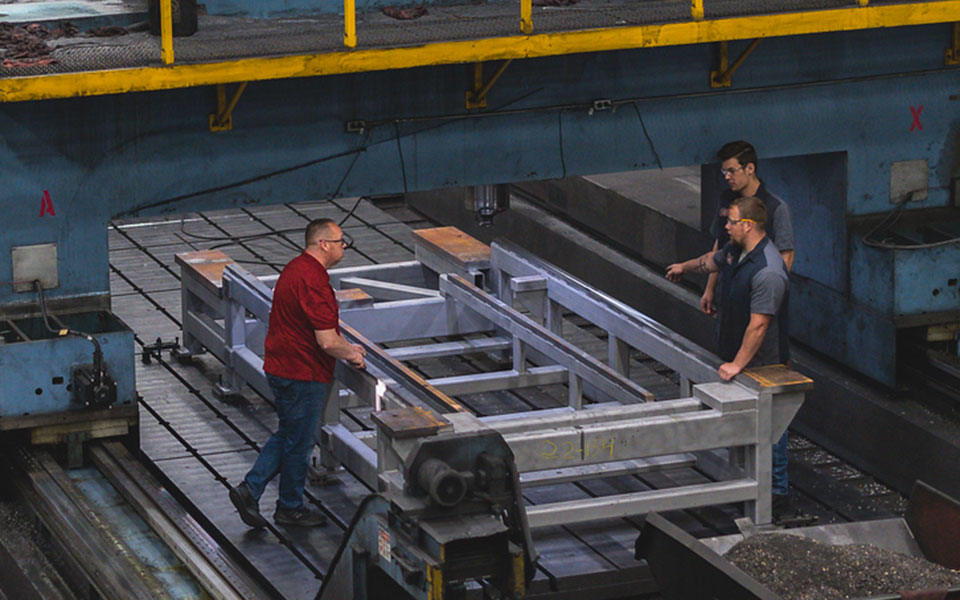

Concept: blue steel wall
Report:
left=0, top=25, right=957, bottom=382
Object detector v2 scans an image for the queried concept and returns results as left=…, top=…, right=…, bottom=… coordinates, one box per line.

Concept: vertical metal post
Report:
left=512, top=337, right=527, bottom=373
left=691, top=0, right=704, bottom=20
left=320, top=383, right=342, bottom=470
left=745, top=389, right=773, bottom=524
left=608, top=335, right=630, bottom=377
left=344, top=0, right=357, bottom=48
left=946, top=22, right=960, bottom=65
left=220, top=286, right=245, bottom=396
left=159, top=0, right=174, bottom=64
left=474, top=62, right=484, bottom=93
left=180, top=282, right=203, bottom=355
left=520, top=0, right=533, bottom=34
left=568, top=373, right=582, bottom=409
left=545, top=299, right=563, bottom=336
left=679, top=375, right=692, bottom=398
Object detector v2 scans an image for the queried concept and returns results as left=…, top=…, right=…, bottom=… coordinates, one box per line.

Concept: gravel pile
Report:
left=725, top=533, right=960, bottom=600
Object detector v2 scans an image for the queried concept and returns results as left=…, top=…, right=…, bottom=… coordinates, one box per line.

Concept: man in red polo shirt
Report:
left=229, top=218, right=365, bottom=528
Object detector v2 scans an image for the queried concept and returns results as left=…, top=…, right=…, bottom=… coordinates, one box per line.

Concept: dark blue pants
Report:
left=244, top=374, right=327, bottom=510
left=772, top=431, right=789, bottom=496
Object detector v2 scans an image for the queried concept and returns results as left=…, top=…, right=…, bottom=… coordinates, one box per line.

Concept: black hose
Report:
left=34, top=280, right=105, bottom=387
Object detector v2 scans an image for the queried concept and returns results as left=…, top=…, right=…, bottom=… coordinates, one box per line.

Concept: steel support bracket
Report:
left=710, top=39, right=761, bottom=88
left=466, top=60, right=513, bottom=109
left=209, top=82, right=249, bottom=132
left=946, top=23, right=960, bottom=65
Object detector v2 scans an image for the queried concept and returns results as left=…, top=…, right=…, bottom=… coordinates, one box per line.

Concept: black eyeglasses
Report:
left=319, top=232, right=353, bottom=248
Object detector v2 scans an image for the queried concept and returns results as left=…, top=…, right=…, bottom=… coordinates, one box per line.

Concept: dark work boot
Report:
left=772, top=494, right=798, bottom=523
left=273, top=504, right=327, bottom=527
left=229, top=483, right=268, bottom=528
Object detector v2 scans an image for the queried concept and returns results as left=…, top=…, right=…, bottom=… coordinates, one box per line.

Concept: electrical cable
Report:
left=113, top=145, right=366, bottom=218
left=861, top=187, right=960, bottom=250
left=113, top=88, right=541, bottom=221
left=557, top=111, right=567, bottom=178
left=632, top=102, right=663, bottom=170
left=394, top=121, right=408, bottom=194
left=339, top=196, right=365, bottom=227
left=330, top=130, right=370, bottom=201
left=34, top=280, right=106, bottom=389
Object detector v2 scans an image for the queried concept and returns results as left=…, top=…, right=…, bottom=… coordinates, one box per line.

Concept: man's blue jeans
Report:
left=772, top=431, right=789, bottom=496
left=244, top=374, right=327, bottom=510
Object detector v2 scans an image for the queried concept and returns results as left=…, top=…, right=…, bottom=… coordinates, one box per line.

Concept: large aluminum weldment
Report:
left=0, top=311, right=135, bottom=418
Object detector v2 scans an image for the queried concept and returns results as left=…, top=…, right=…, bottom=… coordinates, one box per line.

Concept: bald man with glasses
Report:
left=230, top=218, right=365, bottom=529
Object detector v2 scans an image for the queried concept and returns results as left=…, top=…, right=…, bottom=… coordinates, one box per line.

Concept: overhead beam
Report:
left=2, top=1, right=958, bottom=102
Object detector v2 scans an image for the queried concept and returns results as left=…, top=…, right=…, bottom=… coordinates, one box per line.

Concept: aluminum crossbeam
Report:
left=339, top=296, right=493, bottom=343
left=490, top=240, right=721, bottom=386
left=503, top=409, right=757, bottom=471
left=525, top=479, right=758, bottom=528
left=439, top=273, right=654, bottom=403
left=338, top=276, right=441, bottom=301
left=386, top=336, right=512, bottom=360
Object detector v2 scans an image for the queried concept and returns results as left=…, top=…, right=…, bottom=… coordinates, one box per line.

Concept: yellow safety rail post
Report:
left=710, top=38, right=760, bottom=87
left=858, top=0, right=869, bottom=6
left=160, top=0, right=174, bottom=64
left=209, top=82, right=249, bottom=131
left=691, top=0, right=704, bottom=20
left=947, top=22, right=960, bottom=64
left=344, top=0, right=357, bottom=48
left=521, top=0, right=533, bottom=34
left=466, top=59, right=513, bottom=108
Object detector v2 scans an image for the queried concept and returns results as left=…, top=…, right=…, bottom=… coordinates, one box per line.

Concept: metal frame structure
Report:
left=176, top=230, right=810, bottom=526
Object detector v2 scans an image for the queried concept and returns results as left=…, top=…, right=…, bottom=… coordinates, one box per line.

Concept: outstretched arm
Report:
left=666, top=250, right=720, bottom=282
left=701, top=240, right=720, bottom=314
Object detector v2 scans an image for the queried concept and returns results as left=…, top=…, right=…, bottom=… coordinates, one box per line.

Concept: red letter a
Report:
left=40, top=190, right=56, bottom=216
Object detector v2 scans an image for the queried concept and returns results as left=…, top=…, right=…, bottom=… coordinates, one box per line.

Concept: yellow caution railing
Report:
left=104, top=0, right=946, bottom=66
left=160, top=0, right=174, bottom=64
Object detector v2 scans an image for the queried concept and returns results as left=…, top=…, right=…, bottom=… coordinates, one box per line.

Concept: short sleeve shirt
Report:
left=262, top=253, right=339, bottom=382
left=713, top=237, right=790, bottom=366
left=710, top=181, right=794, bottom=252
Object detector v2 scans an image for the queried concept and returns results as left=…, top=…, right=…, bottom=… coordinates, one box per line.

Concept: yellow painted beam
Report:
left=2, top=0, right=959, bottom=102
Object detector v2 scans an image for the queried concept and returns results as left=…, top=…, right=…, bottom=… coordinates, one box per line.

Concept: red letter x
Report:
left=910, top=106, right=923, bottom=132
left=39, top=190, right=56, bottom=216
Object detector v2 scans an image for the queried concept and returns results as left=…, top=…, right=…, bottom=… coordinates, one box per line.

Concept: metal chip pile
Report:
left=725, top=533, right=960, bottom=600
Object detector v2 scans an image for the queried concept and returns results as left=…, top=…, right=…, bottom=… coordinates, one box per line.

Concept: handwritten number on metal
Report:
left=541, top=438, right=615, bottom=461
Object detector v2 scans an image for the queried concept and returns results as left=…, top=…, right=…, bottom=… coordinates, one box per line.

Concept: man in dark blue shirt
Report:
left=666, top=196, right=792, bottom=516
left=702, top=141, right=794, bottom=317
